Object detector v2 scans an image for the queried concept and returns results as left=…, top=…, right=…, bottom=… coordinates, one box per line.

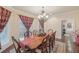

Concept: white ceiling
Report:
left=12, top=6, right=79, bottom=16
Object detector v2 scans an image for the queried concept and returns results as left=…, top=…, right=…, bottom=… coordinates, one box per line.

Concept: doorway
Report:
left=61, top=17, right=75, bottom=52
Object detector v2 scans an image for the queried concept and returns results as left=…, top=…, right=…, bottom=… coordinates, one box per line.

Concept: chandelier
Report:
left=38, top=6, right=48, bottom=21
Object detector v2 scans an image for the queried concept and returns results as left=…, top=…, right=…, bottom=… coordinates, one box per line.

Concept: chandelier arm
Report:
left=38, top=6, right=49, bottom=20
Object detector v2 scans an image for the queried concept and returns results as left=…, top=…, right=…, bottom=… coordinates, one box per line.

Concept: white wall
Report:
left=44, top=17, right=62, bottom=39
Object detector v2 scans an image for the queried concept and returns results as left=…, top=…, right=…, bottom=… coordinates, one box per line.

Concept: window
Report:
left=19, top=19, right=26, bottom=38
left=0, top=22, right=10, bottom=46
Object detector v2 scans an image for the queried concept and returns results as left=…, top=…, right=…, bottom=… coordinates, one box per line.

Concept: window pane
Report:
left=0, top=23, right=9, bottom=46
left=19, top=19, right=26, bottom=39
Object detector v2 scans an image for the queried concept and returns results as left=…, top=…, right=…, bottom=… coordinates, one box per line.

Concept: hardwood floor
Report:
left=73, top=42, right=79, bottom=53
left=1, top=44, right=14, bottom=53
left=55, top=38, right=65, bottom=42
left=64, top=36, right=79, bottom=53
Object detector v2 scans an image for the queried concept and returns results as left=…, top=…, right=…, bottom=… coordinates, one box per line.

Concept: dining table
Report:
left=19, top=36, right=44, bottom=49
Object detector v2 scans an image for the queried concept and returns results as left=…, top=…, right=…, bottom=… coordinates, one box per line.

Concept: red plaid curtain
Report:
left=0, top=7, right=11, bottom=32
left=19, top=15, right=34, bottom=29
left=19, top=15, right=34, bottom=37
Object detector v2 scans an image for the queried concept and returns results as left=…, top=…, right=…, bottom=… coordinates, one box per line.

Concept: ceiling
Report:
left=12, top=6, right=79, bottom=16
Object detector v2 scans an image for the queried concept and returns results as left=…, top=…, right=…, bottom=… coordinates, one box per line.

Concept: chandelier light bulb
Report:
left=38, top=6, right=48, bottom=20
left=46, top=15, right=48, bottom=18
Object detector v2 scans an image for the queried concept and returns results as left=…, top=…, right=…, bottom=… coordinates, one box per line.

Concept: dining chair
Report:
left=38, top=31, right=46, bottom=37
left=45, top=35, right=51, bottom=53
left=24, top=32, right=27, bottom=37
left=51, top=31, right=56, bottom=50
left=11, top=36, right=21, bottom=53
left=24, top=31, right=32, bottom=37
left=45, top=31, right=56, bottom=53
left=32, top=30, right=38, bottom=36
left=0, top=43, right=1, bottom=49
left=36, top=35, right=49, bottom=53
left=29, top=31, right=32, bottom=36
left=11, top=36, right=31, bottom=53
left=42, top=35, right=50, bottom=53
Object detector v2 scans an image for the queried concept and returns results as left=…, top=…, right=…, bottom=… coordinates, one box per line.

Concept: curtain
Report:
left=0, top=6, right=11, bottom=49
left=19, top=15, right=34, bottom=37
left=0, top=7, right=11, bottom=33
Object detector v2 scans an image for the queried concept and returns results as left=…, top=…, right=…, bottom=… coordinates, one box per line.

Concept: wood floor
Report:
left=1, top=44, right=14, bottom=53
left=73, top=43, right=79, bottom=53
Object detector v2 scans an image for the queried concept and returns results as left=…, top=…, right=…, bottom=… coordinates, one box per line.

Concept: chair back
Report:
left=0, top=42, right=1, bottom=49
left=0, top=38, right=1, bottom=49
left=47, top=31, right=56, bottom=52
left=48, top=29, right=53, bottom=33
left=50, top=31, right=56, bottom=50
left=42, top=34, right=49, bottom=43
left=24, top=31, right=28, bottom=37
left=52, top=31, right=56, bottom=41
left=24, top=31, right=32, bottom=37
left=29, top=31, right=32, bottom=36
left=41, top=34, right=49, bottom=53
left=32, top=30, right=38, bottom=36
left=11, top=36, right=21, bottom=53
left=53, top=31, right=56, bottom=45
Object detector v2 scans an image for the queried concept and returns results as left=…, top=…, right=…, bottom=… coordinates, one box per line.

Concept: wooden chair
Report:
left=50, top=31, right=56, bottom=50
left=32, top=30, right=38, bottom=36
left=24, top=31, right=32, bottom=37
left=24, top=31, right=27, bottom=37
left=0, top=38, right=1, bottom=49
left=11, top=36, right=31, bottom=53
left=11, top=36, right=21, bottom=53
left=48, top=29, right=53, bottom=33
left=29, top=31, right=32, bottom=36
left=36, top=35, right=49, bottom=53
left=46, top=31, right=56, bottom=53
left=0, top=42, right=1, bottom=49
left=38, top=33, right=46, bottom=37
left=46, top=36, right=52, bottom=53
left=53, top=31, right=56, bottom=46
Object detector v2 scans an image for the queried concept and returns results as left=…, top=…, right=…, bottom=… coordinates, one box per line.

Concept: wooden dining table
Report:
left=19, top=36, right=44, bottom=49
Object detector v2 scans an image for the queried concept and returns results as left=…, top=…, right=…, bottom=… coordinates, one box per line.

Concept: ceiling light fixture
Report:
left=38, top=6, right=48, bottom=21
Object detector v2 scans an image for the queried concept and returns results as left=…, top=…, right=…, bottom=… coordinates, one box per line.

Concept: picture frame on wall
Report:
left=67, top=23, right=72, bottom=28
